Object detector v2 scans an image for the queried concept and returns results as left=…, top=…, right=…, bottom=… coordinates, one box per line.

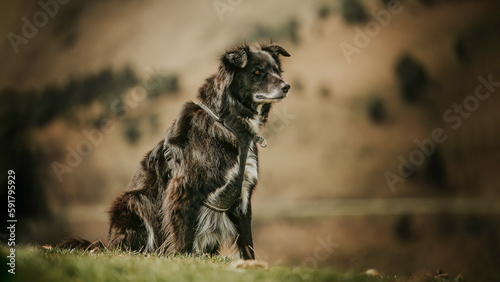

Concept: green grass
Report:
left=0, top=245, right=404, bottom=282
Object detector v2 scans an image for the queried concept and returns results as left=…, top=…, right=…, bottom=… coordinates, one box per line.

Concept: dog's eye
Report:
left=254, top=70, right=261, bottom=75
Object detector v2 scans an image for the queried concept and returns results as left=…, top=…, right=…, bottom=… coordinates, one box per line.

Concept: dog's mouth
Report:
left=253, top=93, right=288, bottom=103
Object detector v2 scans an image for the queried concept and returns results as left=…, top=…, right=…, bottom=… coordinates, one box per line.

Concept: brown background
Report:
left=1, top=0, right=499, bottom=280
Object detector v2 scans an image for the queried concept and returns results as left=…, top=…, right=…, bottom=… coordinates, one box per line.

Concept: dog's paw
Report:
left=232, top=259, right=269, bottom=269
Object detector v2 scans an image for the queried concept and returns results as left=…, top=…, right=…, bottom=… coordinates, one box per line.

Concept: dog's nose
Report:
left=282, top=83, right=291, bottom=93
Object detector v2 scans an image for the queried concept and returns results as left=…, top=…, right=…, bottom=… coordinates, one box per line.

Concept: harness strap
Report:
left=198, top=102, right=221, bottom=122
left=205, top=125, right=253, bottom=212
left=203, top=201, right=230, bottom=212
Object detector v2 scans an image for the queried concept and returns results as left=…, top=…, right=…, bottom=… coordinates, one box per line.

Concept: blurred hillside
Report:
left=1, top=0, right=500, bottom=279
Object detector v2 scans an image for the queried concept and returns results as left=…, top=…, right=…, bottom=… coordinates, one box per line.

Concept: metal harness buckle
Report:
left=254, top=135, right=267, bottom=148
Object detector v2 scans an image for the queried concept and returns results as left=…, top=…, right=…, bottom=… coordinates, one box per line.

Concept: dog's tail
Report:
left=57, top=238, right=107, bottom=251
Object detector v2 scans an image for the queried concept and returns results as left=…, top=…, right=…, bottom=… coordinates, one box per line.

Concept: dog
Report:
left=60, top=43, right=290, bottom=260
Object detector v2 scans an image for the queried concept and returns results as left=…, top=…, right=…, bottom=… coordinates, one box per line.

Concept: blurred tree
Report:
left=367, top=95, right=387, bottom=124
left=341, top=0, right=368, bottom=24
left=395, top=54, right=428, bottom=103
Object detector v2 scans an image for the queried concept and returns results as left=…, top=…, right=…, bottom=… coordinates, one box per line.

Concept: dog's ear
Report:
left=223, top=48, right=249, bottom=69
left=261, top=43, right=291, bottom=58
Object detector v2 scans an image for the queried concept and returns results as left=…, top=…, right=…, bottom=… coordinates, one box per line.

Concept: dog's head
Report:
left=223, top=43, right=291, bottom=108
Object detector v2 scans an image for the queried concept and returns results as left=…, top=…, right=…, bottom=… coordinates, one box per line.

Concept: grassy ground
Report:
left=0, top=245, right=404, bottom=282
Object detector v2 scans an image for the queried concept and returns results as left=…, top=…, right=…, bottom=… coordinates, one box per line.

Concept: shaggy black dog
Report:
left=62, top=43, right=290, bottom=260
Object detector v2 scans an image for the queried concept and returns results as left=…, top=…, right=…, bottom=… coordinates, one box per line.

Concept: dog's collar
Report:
left=198, top=102, right=221, bottom=122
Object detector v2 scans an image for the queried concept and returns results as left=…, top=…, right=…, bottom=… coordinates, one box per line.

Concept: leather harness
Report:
left=163, top=102, right=267, bottom=212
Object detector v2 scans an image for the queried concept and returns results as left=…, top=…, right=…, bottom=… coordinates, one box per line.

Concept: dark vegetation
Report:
left=394, top=214, right=413, bottom=241
left=124, top=118, right=141, bottom=145
left=318, top=84, right=332, bottom=99
left=251, top=18, right=300, bottom=45
left=366, top=95, right=387, bottom=124
left=395, top=54, right=428, bottom=103
left=51, top=0, right=85, bottom=49
left=341, top=0, right=368, bottom=24
left=0, top=68, right=138, bottom=130
left=317, top=5, right=331, bottom=20
left=454, top=17, right=500, bottom=65
left=147, top=74, right=179, bottom=98
left=426, top=148, right=446, bottom=187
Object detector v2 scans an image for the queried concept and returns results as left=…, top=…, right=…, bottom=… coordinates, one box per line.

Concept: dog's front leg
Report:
left=230, top=206, right=255, bottom=260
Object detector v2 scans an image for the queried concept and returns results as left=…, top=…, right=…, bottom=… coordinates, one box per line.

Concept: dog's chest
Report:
left=220, top=144, right=258, bottom=213
left=193, top=148, right=258, bottom=252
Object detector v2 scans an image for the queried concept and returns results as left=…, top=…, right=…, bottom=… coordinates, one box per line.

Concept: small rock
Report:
left=233, top=259, right=268, bottom=269
left=41, top=244, right=52, bottom=250
left=364, top=268, right=379, bottom=275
